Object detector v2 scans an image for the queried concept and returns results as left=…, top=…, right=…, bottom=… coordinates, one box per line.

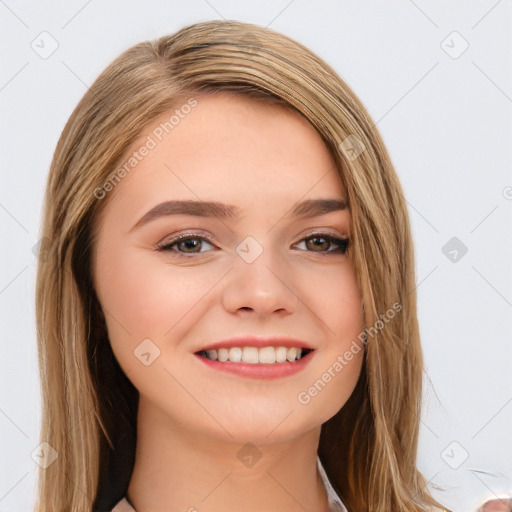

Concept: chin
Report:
left=203, top=406, right=322, bottom=445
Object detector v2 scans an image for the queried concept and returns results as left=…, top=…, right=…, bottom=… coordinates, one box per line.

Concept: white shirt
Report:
left=112, top=455, right=348, bottom=511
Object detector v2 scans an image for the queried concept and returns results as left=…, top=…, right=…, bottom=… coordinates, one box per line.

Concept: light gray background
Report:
left=1, top=1, right=511, bottom=511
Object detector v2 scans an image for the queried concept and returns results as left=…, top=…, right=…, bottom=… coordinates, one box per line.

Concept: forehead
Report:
left=98, top=92, right=345, bottom=227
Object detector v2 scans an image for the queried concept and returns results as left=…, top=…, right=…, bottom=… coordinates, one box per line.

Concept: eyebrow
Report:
left=130, top=197, right=348, bottom=231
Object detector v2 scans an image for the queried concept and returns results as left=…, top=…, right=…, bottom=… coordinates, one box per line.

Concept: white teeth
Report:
left=259, top=346, right=275, bottom=364
left=218, top=348, right=229, bottom=362
left=287, top=347, right=298, bottom=362
left=206, top=350, right=218, bottom=361
left=242, top=347, right=259, bottom=364
left=201, top=346, right=306, bottom=364
left=275, top=346, right=288, bottom=363
left=228, top=347, right=242, bottom=362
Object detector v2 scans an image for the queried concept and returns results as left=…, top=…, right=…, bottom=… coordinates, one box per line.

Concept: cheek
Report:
left=292, top=260, right=364, bottom=419
left=297, top=258, right=363, bottom=337
left=94, top=246, right=224, bottom=362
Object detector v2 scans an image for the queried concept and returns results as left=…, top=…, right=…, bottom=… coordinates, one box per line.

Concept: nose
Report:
left=221, top=244, right=299, bottom=317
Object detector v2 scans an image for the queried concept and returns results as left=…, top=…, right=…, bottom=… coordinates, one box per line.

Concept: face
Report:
left=92, top=93, right=364, bottom=444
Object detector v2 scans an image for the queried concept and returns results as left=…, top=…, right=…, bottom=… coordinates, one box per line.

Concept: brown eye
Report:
left=157, top=235, right=216, bottom=254
left=305, top=237, right=330, bottom=251
left=295, top=234, right=349, bottom=254
left=177, top=238, right=204, bottom=253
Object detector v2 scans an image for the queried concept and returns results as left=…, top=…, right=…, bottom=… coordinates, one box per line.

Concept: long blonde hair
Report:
left=35, top=19, right=449, bottom=512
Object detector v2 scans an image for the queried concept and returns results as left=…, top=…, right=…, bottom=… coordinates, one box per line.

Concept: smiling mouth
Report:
left=196, top=346, right=314, bottom=364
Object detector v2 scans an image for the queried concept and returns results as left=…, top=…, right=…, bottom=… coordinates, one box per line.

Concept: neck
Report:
left=126, top=397, right=330, bottom=512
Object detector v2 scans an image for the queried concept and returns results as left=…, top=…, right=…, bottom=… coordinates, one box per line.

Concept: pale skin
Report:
left=92, top=93, right=365, bottom=512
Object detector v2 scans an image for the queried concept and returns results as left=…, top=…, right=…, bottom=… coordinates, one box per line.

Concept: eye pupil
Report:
left=179, top=239, right=201, bottom=252
left=306, top=237, right=329, bottom=251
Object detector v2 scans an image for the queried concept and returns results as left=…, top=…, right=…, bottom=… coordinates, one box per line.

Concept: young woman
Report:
left=34, top=20, right=450, bottom=512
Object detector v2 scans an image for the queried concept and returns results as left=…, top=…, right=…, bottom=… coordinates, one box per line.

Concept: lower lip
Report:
left=194, top=350, right=315, bottom=380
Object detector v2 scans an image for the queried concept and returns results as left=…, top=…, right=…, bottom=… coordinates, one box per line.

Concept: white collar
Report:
left=316, top=455, right=349, bottom=512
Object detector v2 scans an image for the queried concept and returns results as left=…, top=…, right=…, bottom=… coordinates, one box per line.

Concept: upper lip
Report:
left=195, top=336, right=316, bottom=353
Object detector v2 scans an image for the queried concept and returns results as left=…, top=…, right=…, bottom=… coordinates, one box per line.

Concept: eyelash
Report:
left=155, top=232, right=349, bottom=256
